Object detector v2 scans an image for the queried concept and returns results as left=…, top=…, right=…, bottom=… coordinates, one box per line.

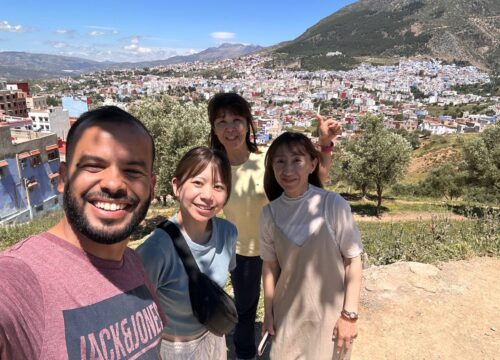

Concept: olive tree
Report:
left=344, top=115, right=412, bottom=214
left=129, top=97, right=210, bottom=205
left=460, top=123, right=500, bottom=202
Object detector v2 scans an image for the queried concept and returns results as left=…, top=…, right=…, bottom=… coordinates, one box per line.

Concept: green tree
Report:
left=391, top=128, right=420, bottom=149
left=129, top=97, right=210, bottom=205
left=460, top=123, right=500, bottom=202
left=340, top=143, right=372, bottom=197
left=344, top=115, right=412, bottom=214
left=424, top=164, right=463, bottom=200
left=46, top=96, right=61, bottom=107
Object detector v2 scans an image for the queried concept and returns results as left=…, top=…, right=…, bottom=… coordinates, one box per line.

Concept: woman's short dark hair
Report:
left=173, top=146, right=232, bottom=205
left=264, top=132, right=322, bottom=201
left=207, top=92, right=258, bottom=153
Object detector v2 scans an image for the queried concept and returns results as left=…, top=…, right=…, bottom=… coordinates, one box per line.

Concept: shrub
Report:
left=360, top=209, right=499, bottom=266
left=0, top=211, right=63, bottom=251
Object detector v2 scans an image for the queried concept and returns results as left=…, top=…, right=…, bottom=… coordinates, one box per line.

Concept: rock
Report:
left=409, top=262, right=439, bottom=277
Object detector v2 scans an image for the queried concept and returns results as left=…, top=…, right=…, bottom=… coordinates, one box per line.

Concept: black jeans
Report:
left=230, top=254, right=263, bottom=359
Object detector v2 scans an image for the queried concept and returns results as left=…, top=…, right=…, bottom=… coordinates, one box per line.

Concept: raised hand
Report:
left=317, top=114, right=342, bottom=146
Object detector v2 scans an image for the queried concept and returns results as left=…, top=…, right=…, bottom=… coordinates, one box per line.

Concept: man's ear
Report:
left=57, top=162, right=67, bottom=194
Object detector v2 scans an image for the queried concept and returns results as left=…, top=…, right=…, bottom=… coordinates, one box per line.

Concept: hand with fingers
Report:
left=262, top=311, right=275, bottom=336
left=332, top=316, right=358, bottom=354
left=317, top=114, right=342, bottom=146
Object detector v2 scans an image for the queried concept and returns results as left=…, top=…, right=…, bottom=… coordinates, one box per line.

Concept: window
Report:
left=47, top=149, right=59, bottom=161
left=19, top=158, right=28, bottom=169
left=26, top=176, right=38, bottom=191
left=48, top=172, right=59, bottom=185
left=30, top=154, right=42, bottom=167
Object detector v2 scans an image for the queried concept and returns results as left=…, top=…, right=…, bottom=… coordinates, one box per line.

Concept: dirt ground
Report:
left=227, top=257, right=499, bottom=359
left=354, top=257, right=500, bottom=360
left=353, top=212, right=466, bottom=222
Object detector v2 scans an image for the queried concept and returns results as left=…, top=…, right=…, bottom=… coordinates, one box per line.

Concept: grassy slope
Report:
left=399, top=133, right=479, bottom=185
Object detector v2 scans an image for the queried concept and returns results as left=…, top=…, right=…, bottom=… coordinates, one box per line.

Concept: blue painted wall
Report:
left=0, top=155, right=60, bottom=222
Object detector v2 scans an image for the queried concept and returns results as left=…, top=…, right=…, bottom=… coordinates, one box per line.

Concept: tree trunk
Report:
left=361, top=184, right=367, bottom=199
left=376, top=183, right=383, bottom=217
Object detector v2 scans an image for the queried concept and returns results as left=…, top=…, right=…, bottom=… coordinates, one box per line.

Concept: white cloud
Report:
left=55, top=29, right=76, bottom=37
left=53, top=42, right=68, bottom=49
left=210, top=32, right=235, bottom=40
left=87, top=25, right=119, bottom=35
left=0, top=20, right=28, bottom=33
left=123, top=44, right=136, bottom=51
left=45, top=40, right=69, bottom=49
left=123, top=36, right=153, bottom=54
left=89, top=31, right=105, bottom=37
left=48, top=35, right=197, bottom=62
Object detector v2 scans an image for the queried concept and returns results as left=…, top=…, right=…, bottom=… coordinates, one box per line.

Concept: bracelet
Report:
left=341, top=309, right=359, bottom=321
left=320, top=142, right=334, bottom=153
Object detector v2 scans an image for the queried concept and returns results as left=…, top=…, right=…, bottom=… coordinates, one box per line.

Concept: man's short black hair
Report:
left=65, top=106, right=155, bottom=166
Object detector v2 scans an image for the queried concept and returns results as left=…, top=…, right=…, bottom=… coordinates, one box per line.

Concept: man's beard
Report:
left=63, top=183, right=150, bottom=245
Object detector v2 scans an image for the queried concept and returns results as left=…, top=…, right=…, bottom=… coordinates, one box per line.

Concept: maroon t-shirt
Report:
left=0, top=232, right=166, bottom=360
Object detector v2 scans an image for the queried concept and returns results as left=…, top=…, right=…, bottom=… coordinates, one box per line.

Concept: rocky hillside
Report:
left=274, top=0, right=499, bottom=71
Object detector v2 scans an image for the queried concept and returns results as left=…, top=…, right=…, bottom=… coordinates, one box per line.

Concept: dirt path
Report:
left=354, top=212, right=466, bottom=222
left=354, top=257, right=500, bottom=359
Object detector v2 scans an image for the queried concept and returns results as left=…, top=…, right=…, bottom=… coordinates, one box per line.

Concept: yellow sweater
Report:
left=223, top=150, right=268, bottom=257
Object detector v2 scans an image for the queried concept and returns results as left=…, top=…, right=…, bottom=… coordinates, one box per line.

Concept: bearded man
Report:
left=0, top=106, right=166, bottom=359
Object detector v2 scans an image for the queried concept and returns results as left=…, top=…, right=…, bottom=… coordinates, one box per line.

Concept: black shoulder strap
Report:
left=157, top=220, right=201, bottom=281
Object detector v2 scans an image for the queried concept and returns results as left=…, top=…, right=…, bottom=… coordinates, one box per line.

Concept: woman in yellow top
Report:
left=207, top=92, right=340, bottom=359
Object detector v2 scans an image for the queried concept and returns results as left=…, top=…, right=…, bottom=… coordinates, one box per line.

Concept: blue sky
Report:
left=0, top=0, right=355, bottom=62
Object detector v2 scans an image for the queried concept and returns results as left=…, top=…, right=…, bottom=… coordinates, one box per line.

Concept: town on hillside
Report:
left=0, top=55, right=498, bottom=224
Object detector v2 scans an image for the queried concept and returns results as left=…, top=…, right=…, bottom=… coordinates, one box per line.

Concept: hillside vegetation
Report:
left=274, top=0, right=500, bottom=71
left=402, top=134, right=475, bottom=184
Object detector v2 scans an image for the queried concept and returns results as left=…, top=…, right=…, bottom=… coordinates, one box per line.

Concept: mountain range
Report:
left=273, top=0, right=499, bottom=71
left=0, top=43, right=263, bottom=80
left=1, top=0, right=498, bottom=80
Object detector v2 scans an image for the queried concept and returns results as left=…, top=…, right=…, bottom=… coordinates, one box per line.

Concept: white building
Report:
left=261, top=118, right=282, bottom=139
left=26, top=95, right=47, bottom=111
left=29, top=107, right=70, bottom=140
left=419, top=121, right=457, bottom=135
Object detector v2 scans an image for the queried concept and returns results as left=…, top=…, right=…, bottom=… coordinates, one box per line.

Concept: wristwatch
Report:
left=341, top=309, right=359, bottom=321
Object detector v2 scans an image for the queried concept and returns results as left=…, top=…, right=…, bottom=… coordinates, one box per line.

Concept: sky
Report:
left=0, top=0, right=355, bottom=63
